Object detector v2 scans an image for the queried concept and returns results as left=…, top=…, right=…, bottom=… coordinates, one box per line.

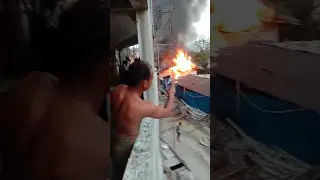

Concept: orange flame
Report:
left=211, top=0, right=276, bottom=50
left=169, top=50, right=196, bottom=79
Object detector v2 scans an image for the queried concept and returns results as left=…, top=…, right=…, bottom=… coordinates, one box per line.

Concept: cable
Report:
left=181, top=86, right=208, bottom=98
left=238, top=90, right=309, bottom=114
left=183, top=88, right=208, bottom=98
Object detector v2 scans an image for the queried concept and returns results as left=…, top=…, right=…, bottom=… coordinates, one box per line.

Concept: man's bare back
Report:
left=110, top=85, right=147, bottom=136
left=1, top=73, right=110, bottom=179
left=19, top=96, right=110, bottom=179
left=110, top=60, right=175, bottom=179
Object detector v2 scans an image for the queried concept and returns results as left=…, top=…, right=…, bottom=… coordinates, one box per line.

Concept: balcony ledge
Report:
left=123, top=117, right=162, bottom=180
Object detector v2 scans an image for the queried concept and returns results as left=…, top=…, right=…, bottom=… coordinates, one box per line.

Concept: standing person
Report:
left=134, top=57, right=141, bottom=64
left=0, top=1, right=110, bottom=179
left=123, top=57, right=130, bottom=70
left=176, top=122, right=182, bottom=142
left=110, top=60, right=176, bottom=179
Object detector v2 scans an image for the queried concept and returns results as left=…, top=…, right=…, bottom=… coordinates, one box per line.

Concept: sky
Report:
left=131, top=0, right=210, bottom=49
left=193, top=0, right=210, bottom=39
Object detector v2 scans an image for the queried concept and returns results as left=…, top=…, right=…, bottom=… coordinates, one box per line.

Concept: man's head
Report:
left=34, top=0, right=110, bottom=93
left=126, top=61, right=153, bottom=91
left=179, top=122, right=182, bottom=126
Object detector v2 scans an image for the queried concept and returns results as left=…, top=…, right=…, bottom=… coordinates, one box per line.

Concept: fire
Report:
left=169, top=50, right=196, bottom=79
left=211, top=0, right=276, bottom=50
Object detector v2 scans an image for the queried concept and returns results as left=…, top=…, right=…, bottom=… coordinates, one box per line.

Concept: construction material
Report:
left=211, top=118, right=311, bottom=180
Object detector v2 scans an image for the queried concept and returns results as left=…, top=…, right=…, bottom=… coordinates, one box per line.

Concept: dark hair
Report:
left=33, top=0, right=110, bottom=83
left=126, top=61, right=152, bottom=87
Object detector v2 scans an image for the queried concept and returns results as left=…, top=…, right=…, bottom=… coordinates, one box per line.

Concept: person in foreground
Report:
left=110, top=61, right=176, bottom=179
left=0, top=1, right=110, bottom=179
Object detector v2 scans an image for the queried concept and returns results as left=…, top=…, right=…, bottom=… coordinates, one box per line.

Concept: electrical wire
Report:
left=182, top=88, right=208, bottom=98
left=238, top=90, right=310, bottom=114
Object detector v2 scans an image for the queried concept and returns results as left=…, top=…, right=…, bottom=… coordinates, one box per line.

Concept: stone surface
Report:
left=123, top=119, right=153, bottom=180
left=163, top=157, right=181, bottom=169
left=177, top=170, right=194, bottom=180
left=160, top=120, right=210, bottom=180
left=162, top=148, right=175, bottom=160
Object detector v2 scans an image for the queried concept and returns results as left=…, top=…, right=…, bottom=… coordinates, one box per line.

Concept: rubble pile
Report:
left=158, top=89, right=210, bottom=125
left=211, top=117, right=313, bottom=180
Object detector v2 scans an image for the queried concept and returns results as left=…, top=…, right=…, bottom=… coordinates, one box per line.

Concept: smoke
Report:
left=154, top=0, right=208, bottom=47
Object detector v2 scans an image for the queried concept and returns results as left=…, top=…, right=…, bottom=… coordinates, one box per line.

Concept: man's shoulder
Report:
left=129, top=99, right=155, bottom=115
left=111, top=84, right=126, bottom=93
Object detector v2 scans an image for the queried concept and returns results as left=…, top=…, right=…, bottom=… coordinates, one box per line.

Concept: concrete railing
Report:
left=123, top=118, right=162, bottom=180
left=116, top=0, right=162, bottom=179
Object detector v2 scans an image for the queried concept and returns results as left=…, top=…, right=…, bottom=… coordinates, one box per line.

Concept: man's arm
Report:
left=143, top=96, right=174, bottom=119
left=142, top=84, right=176, bottom=119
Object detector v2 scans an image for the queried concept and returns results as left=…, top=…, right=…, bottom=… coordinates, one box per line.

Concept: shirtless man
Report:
left=110, top=61, right=176, bottom=179
left=0, top=72, right=59, bottom=177
left=1, top=2, right=110, bottom=179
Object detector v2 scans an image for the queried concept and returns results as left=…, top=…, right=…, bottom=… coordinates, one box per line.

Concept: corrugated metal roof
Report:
left=213, top=43, right=320, bottom=110
left=177, top=74, right=210, bottom=97
left=261, top=41, right=320, bottom=55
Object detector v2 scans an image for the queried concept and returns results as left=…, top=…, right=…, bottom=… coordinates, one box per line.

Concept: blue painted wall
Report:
left=175, top=85, right=210, bottom=113
left=211, top=76, right=320, bottom=165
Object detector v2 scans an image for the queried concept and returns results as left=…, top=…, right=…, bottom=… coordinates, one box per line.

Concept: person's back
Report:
left=110, top=61, right=176, bottom=179
left=1, top=72, right=110, bottom=180
left=1, top=1, right=111, bottom=179
left=14, top=92, right=109, bottom=179
left=1, top=72, right=58, bottom=176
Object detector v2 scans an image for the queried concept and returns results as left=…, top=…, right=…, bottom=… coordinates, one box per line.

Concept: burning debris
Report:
left=169, top=50, right=197, bottom=79
left=159, top=50, right=198, bottom=80
left=211, top=0, right=278, bottom=56
left=213, top=0, right=275, bottom=33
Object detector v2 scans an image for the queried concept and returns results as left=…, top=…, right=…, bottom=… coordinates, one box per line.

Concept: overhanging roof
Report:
left=110, top=0, right=148, bottom=49
left=213, top=43, right=320, bottom=110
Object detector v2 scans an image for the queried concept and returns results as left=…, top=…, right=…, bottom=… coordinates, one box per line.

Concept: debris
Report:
left=211, top=149, right=229, bottom=171
left=161, top=143, right=169, bottom=150
left=211, top=117, right=311, bottom=180
left=199, top=136, right=210, bottom=147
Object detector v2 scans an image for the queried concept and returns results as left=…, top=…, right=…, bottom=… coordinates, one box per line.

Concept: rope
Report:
left=182, top=87, right=208, bottom=98
left=238, top=90, right=309, bottom=114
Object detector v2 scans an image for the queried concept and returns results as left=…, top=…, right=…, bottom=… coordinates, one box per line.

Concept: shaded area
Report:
left=213, top=42, right=320, bottom=110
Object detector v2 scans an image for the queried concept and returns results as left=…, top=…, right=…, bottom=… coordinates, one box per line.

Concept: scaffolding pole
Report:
left=153, top=0, right=178, bottom=67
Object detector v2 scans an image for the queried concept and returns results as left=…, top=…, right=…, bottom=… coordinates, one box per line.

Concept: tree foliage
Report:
left=189, top=36, right=210, bottom=68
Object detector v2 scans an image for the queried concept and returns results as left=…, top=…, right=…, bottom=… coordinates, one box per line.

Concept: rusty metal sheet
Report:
left=177, top=74, right=210, bottom=97
left=213, top=43, right=320, bottom=110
